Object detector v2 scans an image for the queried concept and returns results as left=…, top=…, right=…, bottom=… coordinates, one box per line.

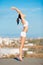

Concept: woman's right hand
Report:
left=11, top=7, right=17, bottom=10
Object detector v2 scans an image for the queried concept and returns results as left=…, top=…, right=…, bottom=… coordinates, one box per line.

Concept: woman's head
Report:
left=16, top=14, right=21, bottom=25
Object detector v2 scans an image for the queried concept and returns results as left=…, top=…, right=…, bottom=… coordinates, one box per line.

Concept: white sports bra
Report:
left=23, top=20, right=28, bottom=27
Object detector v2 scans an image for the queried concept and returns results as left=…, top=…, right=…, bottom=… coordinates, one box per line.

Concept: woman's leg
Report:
left=19, top=36, right=26, bottom=61
left=19, top=26, right=28, bottom=61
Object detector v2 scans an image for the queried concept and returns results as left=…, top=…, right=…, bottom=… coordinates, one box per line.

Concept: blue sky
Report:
left=0, top=0, right=43, bottom=38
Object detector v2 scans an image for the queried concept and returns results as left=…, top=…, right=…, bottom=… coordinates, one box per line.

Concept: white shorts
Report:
left=21, top=31, right=26, bottom=37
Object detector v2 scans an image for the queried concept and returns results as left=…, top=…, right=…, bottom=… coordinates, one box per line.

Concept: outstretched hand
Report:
left=11, top=7, right=17, bottom=10
left=11, top=6, right=26, bottom=18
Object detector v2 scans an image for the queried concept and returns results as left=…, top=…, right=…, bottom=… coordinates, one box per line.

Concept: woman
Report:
left=11, top=7, right=28, bottom=61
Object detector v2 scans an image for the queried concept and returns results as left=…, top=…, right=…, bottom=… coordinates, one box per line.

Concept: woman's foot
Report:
left=19, top=56, right=23, bottom=61
left=14, top=54, right=23, bottom=61
left=14, top=57, right=22, bottom=61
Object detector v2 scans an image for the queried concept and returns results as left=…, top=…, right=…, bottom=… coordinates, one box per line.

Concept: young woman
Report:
left=11, top=7, right=28, bottom=61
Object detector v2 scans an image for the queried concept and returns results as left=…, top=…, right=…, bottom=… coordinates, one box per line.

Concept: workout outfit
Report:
left=21, top=19, right=28, bottom=37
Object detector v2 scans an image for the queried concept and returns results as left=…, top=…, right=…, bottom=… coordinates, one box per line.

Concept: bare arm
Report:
left=11, top=7, right=22, bottom=14
left=11, top=7, right=26, bottom=18
left=11, top=7, right=23, bottom=14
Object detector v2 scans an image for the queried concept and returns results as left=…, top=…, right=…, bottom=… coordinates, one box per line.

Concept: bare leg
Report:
left=19, top=37, right=26, bottom=61
left=19, top=26, right=28, bottom=61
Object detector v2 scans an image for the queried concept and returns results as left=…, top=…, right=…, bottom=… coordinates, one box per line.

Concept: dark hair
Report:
left=16, top=18, right=19, bottom=25
left=16, top=14, right=21, bottom=25
left=18, top=14, right=21, bottom=19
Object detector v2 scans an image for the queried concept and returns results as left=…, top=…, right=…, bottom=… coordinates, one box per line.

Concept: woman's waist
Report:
left=23, top=21, right=28, bottom=27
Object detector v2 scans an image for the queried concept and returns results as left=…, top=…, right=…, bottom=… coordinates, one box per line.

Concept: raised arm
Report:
left=11, top=7, right=26, bottom=18
left=11, top=7, right=22, bottom=14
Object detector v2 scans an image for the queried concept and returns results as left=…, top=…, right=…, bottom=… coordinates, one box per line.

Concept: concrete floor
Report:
left=0, top=58, right=43, bottom=65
